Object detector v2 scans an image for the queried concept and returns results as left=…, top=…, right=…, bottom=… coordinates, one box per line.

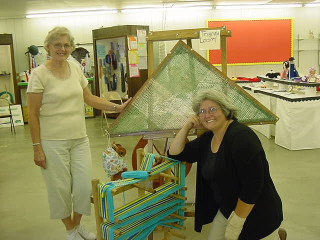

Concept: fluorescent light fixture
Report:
left=304, top=3, right=320, bottom=7
left=215, top=4, right=302, bottom=9
left=168, top=6, right=212, bottom=11
left=121, top=5, right=212, bottom=13
left=120, top=8, right=162, bottom=13
left=26, top=9, right=118, bottom=18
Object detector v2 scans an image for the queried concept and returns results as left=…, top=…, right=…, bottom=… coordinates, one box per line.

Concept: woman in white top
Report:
left=27, top=26, right=130, bottom=240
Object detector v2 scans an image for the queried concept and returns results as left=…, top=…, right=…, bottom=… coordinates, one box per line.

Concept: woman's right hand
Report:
left=184, top=114, right=202, bottom=130
left=33, top=145, right=47, bottom=169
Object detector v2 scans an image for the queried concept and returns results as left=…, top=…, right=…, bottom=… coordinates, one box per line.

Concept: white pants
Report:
left=41, top=137, right=92, bottom=219
left=208, top=210, right=280, bottom=240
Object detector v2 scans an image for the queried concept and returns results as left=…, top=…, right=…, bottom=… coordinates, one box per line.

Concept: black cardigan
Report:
left=168, top=121, right=283, bottom=240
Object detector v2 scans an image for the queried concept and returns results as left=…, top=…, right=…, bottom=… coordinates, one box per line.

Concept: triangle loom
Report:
left=108, top=40, right=278, bottom=136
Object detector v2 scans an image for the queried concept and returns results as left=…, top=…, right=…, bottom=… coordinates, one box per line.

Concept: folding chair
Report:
left=0, top=98, right=16, bottom=134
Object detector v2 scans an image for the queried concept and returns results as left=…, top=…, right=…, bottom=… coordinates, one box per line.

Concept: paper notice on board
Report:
left=139, top=57, right=148, bottom=69
left=199, top=30, right=220, bottom=50
left=138, top=43, right=147, bottom=56
left=129, top=64, right=140, bottom=78
left=137, top=29, right=147, bottom=43
left=128, top=36, right=138, bottom=50
left=96, top=45, right=106, bottom=58
left=128, top=50, right=139, bottom=64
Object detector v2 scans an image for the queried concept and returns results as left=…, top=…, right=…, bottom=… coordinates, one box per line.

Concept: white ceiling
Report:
left=0, top=0, right=318, bottom=19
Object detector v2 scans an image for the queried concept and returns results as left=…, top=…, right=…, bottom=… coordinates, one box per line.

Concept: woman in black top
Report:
left=168, top=89, right=284, bottom=240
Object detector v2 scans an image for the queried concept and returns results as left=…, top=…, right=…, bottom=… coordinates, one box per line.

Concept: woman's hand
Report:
left=225, top=211, right=246, bottom=240
left=169, top=114, right=202, bottom=156
left=33, top=145, right=47, bottom=169
left=118, top=97, right=132, bottom=112
left=184, top=114, right=202, bottom=130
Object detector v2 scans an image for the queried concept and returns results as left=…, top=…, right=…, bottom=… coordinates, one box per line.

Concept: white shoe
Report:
left=66, top=230, right=83, bottom=240
left=76, top=225, right=97, bottom=240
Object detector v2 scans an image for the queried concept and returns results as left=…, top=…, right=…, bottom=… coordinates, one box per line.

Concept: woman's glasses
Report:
left=199, top=107, right=220, bottom=117
left=50, top=43, right=71, bottom=50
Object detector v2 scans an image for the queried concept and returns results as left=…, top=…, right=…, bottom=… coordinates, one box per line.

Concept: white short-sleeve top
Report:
left=27, top=61, right=88, bottom=140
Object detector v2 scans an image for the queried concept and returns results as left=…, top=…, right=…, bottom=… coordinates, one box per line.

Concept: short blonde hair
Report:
left=44, top=26, right=75, bottom=54
left=192, top=89, right=238, bottom=120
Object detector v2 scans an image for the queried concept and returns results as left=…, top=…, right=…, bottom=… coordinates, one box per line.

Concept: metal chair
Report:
left=0, top=98, right=16, bottom=134
left=101, top=91, right=123, bottom=129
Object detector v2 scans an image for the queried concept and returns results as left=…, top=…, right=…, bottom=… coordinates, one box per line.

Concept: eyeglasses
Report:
left=50, top=43, right=71, bottom=49
left=199, top=106, right=220, bottom=117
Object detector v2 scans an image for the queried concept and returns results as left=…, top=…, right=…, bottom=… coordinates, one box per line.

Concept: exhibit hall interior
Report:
left=0, top=1, right=320, bottom=240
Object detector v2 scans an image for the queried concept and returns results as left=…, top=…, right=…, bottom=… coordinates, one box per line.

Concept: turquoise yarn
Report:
left=121, top=171, right=149, bottom=179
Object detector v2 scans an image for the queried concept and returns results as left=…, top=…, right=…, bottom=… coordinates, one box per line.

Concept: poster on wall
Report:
left=97, top=45, right=106, bottom=58
left=129, top=64, right=140, bottom=78
left=128, top=50, right=139, bottom=64
left=139, top=57, right=148, bottom=69
left=137, top=29, right=147, bottom=43
left=128, top=36, right=138, bottom=50
left=207, top=18, right=293, bottom=65
left=138, top=43, right=147, bottom=56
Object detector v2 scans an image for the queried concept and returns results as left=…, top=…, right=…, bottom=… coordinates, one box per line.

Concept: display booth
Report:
left=92, top=25, right=149, bottom=98
left=0, top=34, right=18, bottom=104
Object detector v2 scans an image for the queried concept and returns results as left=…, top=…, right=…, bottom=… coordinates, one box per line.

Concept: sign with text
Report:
left=199, top=30, right=220, bottom=50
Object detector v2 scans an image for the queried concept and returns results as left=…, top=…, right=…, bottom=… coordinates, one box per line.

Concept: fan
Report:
left=26, top=45, right=39, bottom=56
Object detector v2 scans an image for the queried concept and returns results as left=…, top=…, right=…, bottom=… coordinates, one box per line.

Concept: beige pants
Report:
left=208, top=210, right=280, bottom=240
left=41, top=137, right=92, bottom=219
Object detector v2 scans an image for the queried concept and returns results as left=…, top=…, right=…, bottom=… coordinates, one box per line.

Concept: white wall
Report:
left=0, top=7, right=319, bottom=78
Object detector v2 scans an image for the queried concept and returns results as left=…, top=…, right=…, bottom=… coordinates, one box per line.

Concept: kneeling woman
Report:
left=168, top=89, right=284, bottom=240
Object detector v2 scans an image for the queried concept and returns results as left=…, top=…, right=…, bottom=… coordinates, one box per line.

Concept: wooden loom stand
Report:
left=91, top=149, right=186, bottom=240
left=136, top=148, right=187, bottom=240
left=146, top=27, right=232, bottom=77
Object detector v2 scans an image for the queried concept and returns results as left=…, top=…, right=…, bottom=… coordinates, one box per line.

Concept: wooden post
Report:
left=147, top=41, right=154, bottom=77
left=221, top=35, right=227, bottom=76
left=92, top=179, right=103, bottom=240
left=136, top=148, right=146, bottom=198
left=186, top=39, right=192, bottom=48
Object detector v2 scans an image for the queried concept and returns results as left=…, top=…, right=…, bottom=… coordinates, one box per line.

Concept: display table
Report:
left=258, top=76, right=320, bottom=96
left=243, top=85, right=320, bottom=150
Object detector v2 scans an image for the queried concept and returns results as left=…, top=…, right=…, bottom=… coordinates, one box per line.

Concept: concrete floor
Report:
left=0, top=117, right=319, bottom=240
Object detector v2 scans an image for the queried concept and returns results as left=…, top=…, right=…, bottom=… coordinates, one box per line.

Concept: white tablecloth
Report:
left=243, top=86, right=320, bottom=150
left=275, top=99, right=320, bottom=150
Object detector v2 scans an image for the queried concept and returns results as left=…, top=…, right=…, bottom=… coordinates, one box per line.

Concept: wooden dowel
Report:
left=170, top=194, right=187, bottom=200
left=170, top=213, right=187, bottom=221
left=184, top=211, right=195, bottom=217
left=166, top=223, right=186, bottom=230
left=133, top=183, right=155, bottom=193
left=115, top=218, right=121, bottom=224
left=160, top=172, right=179, bottom=181
left=111, top=184, right=134, bottom=195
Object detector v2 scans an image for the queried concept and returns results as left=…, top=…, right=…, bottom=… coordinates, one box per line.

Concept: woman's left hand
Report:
left=118, top=98, right=132, bottom=112
left=225, top=211, right=246, bottom=240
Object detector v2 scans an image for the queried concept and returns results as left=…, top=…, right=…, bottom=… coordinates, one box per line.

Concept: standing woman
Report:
left=27, top=26, right=130, bottom=240
left=168, top=89, right=285, bottom=240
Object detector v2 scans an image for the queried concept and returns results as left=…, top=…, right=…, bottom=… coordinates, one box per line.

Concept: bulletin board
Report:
left=207, top=18, right=293, bottom=65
